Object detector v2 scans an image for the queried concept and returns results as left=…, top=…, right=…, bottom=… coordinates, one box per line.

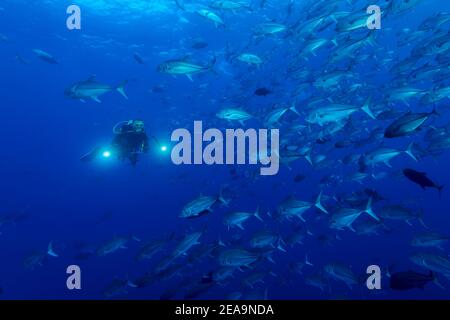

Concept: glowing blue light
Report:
left=160, top=145, right=168, bottom=152
left=102, top=151, right=111, bottom=158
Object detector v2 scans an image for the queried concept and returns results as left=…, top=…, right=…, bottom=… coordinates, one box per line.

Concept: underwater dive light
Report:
left=102, top=150, right=112, bottom=158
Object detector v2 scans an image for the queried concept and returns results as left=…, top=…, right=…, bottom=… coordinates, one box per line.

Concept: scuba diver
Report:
left=111, top=120, right=150, bottom=166
left=81, top=120, right=150, bottom=167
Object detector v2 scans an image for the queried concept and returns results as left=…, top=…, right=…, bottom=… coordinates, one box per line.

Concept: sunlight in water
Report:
left=64, top=0, right=173, bottom=17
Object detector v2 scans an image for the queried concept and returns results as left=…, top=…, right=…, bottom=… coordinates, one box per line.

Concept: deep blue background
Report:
left=0, top=0, right=450, bottom=299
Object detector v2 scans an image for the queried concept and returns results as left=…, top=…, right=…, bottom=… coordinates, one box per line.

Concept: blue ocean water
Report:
left=1, top=0, right=450, bottom=299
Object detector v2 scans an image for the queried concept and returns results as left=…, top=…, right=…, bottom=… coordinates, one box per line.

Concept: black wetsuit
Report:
left=112, top=124, right=149, bottom=166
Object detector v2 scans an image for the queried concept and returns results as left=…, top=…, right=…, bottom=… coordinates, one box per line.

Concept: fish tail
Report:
left=276, top=238, right=287, bottom=252
left=364, top=197, right=380, bottom=221
left=315, top=191, right=328, bottom=214
left=217, top=237, right=226, bottom=247
left=361, top=97, right=376, bottom=120
left=124, top=272, right=138, bottom=288
left=405, top=142, right=418, bottom=162
left=47, top=241, right=58, bottom=257
left=416, top=208, right=429, bottom=228
left=289, top=102, right=301, bottom=116
left=433, top=275, right=446, bottom=290
left=329, top=13, right=338, bottom=23
left=132, top=235, right=141, bottom=242
left=305, top=152, right=313, bottom=166
left=218, top=191, right=230, bottom=206
left=116, top=80, right=128, bottom=100
left=254, top=206, right=263, bottom=221
left=386, top=265, right=392, bottom=278
left=305, top=254, right=313, bottom=266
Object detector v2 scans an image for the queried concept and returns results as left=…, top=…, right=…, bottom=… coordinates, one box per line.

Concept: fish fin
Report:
left=218, top=191, right=230, bottom=206
left=254, top=206, right=263, bottom=221
left=361, top=97, right=376, bottom=120
left=405, top=142, right=418, bottom=161
left=289, top=102, right=301, bottom=116
left=237, top=223, right=244, bottom=230
left=364, top=197, right=380, bottom=221
left=433, top=277, right=445, bottom=290
left=315, top=191, right=328, bottom=214
left=277, top=243, right=287, bottom=253
left=305, top=153, right=313, bottom=166
left=418, top=217, right=428, bottom=229
left=305, top=254, right=313, bottom=266
left=330, top=14, right=338, bottom=23
left=47, top=241, right=58, bottom=257
left=91, top=96, right=102, bottom=103
left=266, top=255, right=275, bottom=264
left=116, top=81, right=128, bottom=100
left=386, top=265, right=392, bottom=278
left=186, top=74, right=194, bottom=82
left=218, top=238, right=226, bottom=247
